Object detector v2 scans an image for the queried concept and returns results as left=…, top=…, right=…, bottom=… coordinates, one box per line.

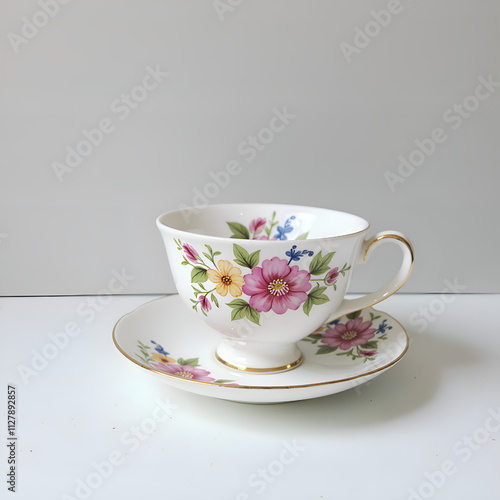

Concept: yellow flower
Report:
left=152, top=352, right=175, bottom=364
left=207, top=260, right=244, bottom=297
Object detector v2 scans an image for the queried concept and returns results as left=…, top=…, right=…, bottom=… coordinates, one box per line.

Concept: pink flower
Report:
left=326, top=267, right=339, bottom=284
left=249, top=217, right=266, bottom=235
left=359, top=349, right=378, bottom=357
left=182, top=243, right=199, bottom=263
left=151, top=363, right=215, bottom=382
left=242, top=257, right=311, bottom=314
left=321, top=317, right=376, bottom=350
left=199, top=294, right=211, bottom=313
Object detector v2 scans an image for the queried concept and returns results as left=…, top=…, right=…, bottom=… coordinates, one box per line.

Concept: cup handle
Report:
left=331, top=231, right=414, bottom=319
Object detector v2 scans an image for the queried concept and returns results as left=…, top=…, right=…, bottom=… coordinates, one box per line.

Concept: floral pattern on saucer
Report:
left=175, top=238, right=351, bottom=326
left=135, top=340, right=237, bottom=385
left=301, top=310, right=393, bottom=362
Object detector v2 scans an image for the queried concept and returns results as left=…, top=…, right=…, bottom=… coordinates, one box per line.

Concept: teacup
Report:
left=156, top=203, right=413, bottom=373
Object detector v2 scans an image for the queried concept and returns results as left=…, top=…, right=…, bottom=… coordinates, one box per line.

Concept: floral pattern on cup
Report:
left=175, top=238, right=351, bottom=326
left=135, top=340, right=237, bottom=384
left=226, top=212, right=309, bottom=241
left=301, top=310, right=393, bottom=362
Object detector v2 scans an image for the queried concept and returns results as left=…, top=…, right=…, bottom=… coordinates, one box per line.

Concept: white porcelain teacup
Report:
left=156, top=203, right=413, bottom=373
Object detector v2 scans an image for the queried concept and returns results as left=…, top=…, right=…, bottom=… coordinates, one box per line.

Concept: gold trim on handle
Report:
left=363, top=233, right=414, bottom=291
left=364, top=233, right=414, bottom=263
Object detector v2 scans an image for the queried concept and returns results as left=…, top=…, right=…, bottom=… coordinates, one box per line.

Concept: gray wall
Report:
left=1, top=0, right=499, bottom=296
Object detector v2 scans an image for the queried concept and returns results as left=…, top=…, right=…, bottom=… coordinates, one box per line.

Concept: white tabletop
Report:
left=1, top=294, right=499, bottom=500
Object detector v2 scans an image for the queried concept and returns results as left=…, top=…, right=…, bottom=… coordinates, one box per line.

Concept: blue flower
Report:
left=274, top=215, right=296, bottom=240
left=150, top=340, right=169, bottom=355
left=375, top=319, right=392, bottom=334
left=285, top=245, right=314, bottom=264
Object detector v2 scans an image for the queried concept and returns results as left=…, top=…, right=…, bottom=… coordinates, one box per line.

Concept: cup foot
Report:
left=215, top=340, right=303, bottom=374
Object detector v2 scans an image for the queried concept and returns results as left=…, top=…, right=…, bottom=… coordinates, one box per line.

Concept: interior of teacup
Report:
left=158, top=204, right=369, bottom=240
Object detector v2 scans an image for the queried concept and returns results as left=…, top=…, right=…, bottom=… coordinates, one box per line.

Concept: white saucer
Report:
left=112, top=295, right=409, bottom=404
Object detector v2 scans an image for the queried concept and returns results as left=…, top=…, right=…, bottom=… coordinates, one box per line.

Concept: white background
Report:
left=1, top=0, right=499, bottom=296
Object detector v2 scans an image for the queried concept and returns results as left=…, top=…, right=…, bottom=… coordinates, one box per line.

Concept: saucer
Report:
left=112, top=295, right=409, bottom=404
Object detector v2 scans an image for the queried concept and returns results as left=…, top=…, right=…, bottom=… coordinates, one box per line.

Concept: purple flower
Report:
left=242, top=257, right=311, bottom=314
left=321, top=317, right=376, bottom=350
left=199, top=294, right=212, bottom=313
left=326, top=267, right=339, bottom=284
left=151, top=363, right=216, bottom=382
left=249, top=218, right=266, bottom=235
left=182, top=243, right=199, bottom=263
left=359, top=349, right=378, bottom=358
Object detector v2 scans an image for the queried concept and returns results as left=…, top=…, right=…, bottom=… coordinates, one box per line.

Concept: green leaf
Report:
left=346, top=310, right=362, bottom=320
left=248, top=250, right=260, bottom=269
left=309, top=251, right=336, bottom=276
left=233, top=244, right=249, bottom=265
left=296, top=232, right=309, bottom=240
left=303, top=296, right=313, bottom=316
left=211, top=294, right=219, bottom=308
left=303, top=284, right=330, bottom=314
left=227, top=299, right=249, bottom=309
left=231, top=308, right=247, bottom=321
left=177, top=357, right=199, bottom=367
left=308, top=284, right=330, bottom=303
left=191, top=266, right=208, bottom=283
left=245, top=306, right=260, bottom=326
left=227, top=299, right=260, bottom=325
left=227, top=222, right=250, bottom=239
left=316, top=345, right=338, bottom=355
left=233, top=244, right=260, bottom=269
left=308, top=284, right=327, bottom=298
left=214, top=379, right=236, bottom=384
left=360, top=341, right=378, bottom=349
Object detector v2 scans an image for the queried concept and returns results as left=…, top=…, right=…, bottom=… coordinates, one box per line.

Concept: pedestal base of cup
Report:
left=215, top=340, right=303, bottom=374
